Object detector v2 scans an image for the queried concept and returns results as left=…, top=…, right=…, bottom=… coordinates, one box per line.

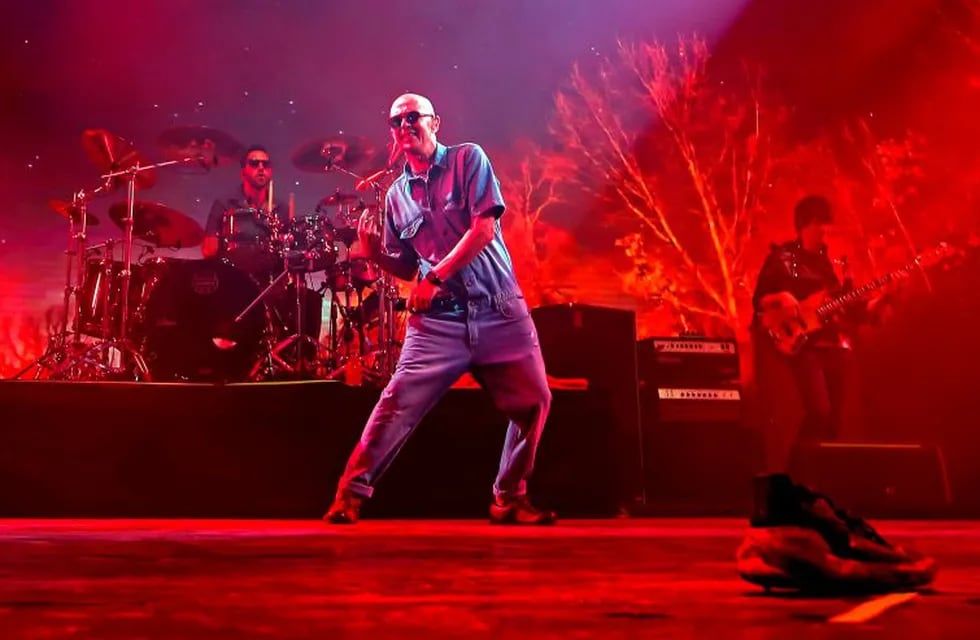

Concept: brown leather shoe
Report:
left=489, top=495, right=557, bottom=525
left=323, top=491, right=362, bottom=525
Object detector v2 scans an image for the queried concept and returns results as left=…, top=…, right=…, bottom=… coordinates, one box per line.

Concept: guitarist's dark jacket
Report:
left=752, top=241, right=854, bottom=349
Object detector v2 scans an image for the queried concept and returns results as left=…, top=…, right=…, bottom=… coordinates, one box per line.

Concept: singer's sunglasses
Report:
left=246, top=158, right=272, bottom=168
left=388, top=111, right=435, bottom=129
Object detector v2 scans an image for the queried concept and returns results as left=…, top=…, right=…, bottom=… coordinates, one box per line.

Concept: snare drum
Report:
left=218, top=208, right=280, bottom=274
left=141, top=258, right=266, bottom=381
left=283, top=215, right=337, bottom=272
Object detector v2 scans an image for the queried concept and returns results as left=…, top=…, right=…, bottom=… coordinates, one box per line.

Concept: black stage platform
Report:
left=2, top=377, right=974, bottom=519
left=0, top=381, right=626, bottom=519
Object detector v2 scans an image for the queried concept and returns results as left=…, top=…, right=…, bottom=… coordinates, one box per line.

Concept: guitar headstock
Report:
left=915, top=242, right=963, bottom=269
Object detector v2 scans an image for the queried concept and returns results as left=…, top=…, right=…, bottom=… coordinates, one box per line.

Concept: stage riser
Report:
left=0, top=381, right=618, bottom=518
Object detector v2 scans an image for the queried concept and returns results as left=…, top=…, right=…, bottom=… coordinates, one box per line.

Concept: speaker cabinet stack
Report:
left=792, top=442, right=952, bottom=518
left=531, top=304, right=643, bottom=512
left=637, top=337, right=763, bottom=514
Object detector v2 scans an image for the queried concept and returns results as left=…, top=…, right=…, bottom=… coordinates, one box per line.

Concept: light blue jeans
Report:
left=336, top=294, right=552, bottom=501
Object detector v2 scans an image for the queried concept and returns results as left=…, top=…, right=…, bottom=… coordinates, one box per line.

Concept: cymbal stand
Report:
left=263, top=270, right=326, bottom=379
left=66, top=192, right=89, bottom=347
left=325, top=164, right=399, bottom=383
left=361, top=175, right=399, bottom=382
left=238, top=269, right=294, bottom=379
left=13, top=182, right=108, bottom=379
left=234, top=220, right=327, bottom=381
left=75, top=155, right=200, bottom=379
left=322, top=260, right=368, bottom=382
left=69, top=164, right=149, bottom=379
left=241, top=270, right=322, bottom=381
left=372, top=272, right=401, bottom=381
left=98, top=153, right=218, bottom=379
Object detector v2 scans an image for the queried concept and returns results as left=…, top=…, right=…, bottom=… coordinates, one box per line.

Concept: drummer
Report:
left=203, top=145, right=289, bottom=278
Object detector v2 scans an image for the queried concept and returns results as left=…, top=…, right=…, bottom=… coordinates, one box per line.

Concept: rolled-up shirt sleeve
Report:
left=463, top=144, right=505, bottom=220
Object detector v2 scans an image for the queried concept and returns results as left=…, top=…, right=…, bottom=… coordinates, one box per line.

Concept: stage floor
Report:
left=0, top=519, right=977, bottom=638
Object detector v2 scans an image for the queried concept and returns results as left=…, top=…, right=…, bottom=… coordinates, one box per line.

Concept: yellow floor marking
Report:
left=829, top=592, right=920, bottom=624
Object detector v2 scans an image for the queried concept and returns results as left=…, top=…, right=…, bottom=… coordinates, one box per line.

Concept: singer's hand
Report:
left=357, top=210, right=383, bottom=258
left=408, top=277, right=439, bottom=313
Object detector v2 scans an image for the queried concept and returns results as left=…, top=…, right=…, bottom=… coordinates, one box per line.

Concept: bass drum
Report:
left=141, top=258, right=265, bottom=382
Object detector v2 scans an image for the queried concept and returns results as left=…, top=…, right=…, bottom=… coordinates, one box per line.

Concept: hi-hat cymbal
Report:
left=157, top=126, right=243, bottom=167
left=292, top=134, right=376, bottom=173
left=81, top=129, right=157, bottom=189
left=318, top=191, right=360, bottom=207
left=48, top=199, right=99, bottom=226
left=349, top=201, right=379, bottom=213
left=108, top=201, right=204, bottom=248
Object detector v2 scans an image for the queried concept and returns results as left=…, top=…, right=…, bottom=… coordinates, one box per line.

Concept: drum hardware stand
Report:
left=66, top=165, right=150, bottom=379
left=324, top=163, right=400, bottom=384
left=217, top=268, right=290, bottom=378
left=322, top=261, right=370, bottom=383
left=269, top=269, right=327, bottom=379
left=370, top=274, right=402, bottom=383
left=68, top=153, right=211, bottom=380
left=13, top=182, right=110, bottom=379
left=361, top=189, right=400, bottom=383
left=227, top=258, right=327, bottom=381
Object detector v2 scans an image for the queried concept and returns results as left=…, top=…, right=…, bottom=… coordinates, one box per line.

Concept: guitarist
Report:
left=751, top=195, right=891, bottom=470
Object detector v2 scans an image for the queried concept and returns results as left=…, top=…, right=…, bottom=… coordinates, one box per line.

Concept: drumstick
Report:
left=288, top=192, right=295, bottom=220
left=268, top=179, right=274, bottom=213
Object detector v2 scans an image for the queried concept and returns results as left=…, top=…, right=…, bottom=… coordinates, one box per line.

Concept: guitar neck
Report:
left=816, top=262, right=915, bottom=318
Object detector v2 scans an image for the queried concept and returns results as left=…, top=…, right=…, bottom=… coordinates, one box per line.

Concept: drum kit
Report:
left=16, top=127, right=405, bottom=385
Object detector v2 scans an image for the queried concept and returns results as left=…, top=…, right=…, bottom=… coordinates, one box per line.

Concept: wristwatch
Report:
left=424, top=270, right=443, bottom=286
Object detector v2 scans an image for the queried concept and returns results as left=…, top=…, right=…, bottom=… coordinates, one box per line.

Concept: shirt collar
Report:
left=402, top=143, right=448, bottom=179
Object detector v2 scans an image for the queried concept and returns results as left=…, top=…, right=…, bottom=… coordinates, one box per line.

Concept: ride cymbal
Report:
left=157, top=126, right=244, bottom=167
left=292, top=134, right=377, bottom=173
left=108, top=201, right=204, bottom=248
left=81, top=129, right=156, bottom=189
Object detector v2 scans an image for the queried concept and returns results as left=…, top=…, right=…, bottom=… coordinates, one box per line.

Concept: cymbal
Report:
left=48, top=199, right=99, bottom=226
left=157, top=126, right=243, bottom=167
left=107, top=201, right=204, bottom=248
left=349, top=201, right=379, bottom=213
left=318, top=191, right=360, bottom=207
left=81, top=129, right=157, bottom=189
left=292, top=134, right=376, bottom=173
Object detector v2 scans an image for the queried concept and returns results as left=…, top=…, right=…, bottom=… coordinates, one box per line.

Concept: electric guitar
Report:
left=758, top=242, right=958, bottom=356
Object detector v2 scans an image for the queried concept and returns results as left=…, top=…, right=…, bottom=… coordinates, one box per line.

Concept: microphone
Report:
left=355, top=169, right=390, bottom=192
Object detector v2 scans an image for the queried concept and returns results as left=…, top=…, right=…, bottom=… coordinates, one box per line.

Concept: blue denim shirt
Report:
left=383, top=142, right=522, bottom=305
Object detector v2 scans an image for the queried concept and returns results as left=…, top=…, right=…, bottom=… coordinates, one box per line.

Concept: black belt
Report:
left=421, top=296, right=465, bottom=314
